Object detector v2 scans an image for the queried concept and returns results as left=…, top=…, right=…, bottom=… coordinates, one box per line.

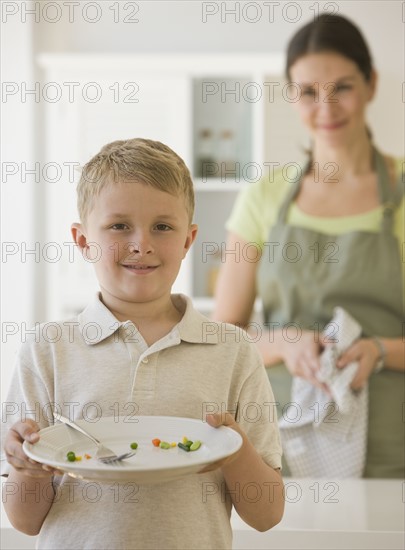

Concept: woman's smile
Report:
left=317, top=120, right=347, bottom=130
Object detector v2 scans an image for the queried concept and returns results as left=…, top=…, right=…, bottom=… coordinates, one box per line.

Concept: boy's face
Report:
left=72, top=180, right=197, bottom=308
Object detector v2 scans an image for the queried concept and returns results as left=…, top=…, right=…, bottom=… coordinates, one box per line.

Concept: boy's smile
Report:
left=72, top=179, right=197, bottom=319
left=122, top=264, right=158, bottom=273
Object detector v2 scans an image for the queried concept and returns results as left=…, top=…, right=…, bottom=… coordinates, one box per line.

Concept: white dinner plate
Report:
left=23, top=415, right=242, bottom=483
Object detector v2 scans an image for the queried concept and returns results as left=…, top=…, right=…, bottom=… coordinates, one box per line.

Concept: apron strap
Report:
left=277, top=162, right=309, bottom=223
left=374, top=147, right=404, bottom=233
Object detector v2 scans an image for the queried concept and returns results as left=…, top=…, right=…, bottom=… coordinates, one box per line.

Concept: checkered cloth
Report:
left=279, top=307, right=368, bottom=478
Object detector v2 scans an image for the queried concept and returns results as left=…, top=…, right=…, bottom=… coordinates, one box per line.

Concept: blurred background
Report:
left=1, top=1, right=404, bottom=545
left=2, top=0, right=404, bottom=408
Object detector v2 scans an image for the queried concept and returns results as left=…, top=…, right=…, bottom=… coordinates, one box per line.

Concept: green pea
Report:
left=130, top=442, right=138, bottom=450
left=189, top=440, right=201, bottom=451
left=67, top=451, right=76, bottom=462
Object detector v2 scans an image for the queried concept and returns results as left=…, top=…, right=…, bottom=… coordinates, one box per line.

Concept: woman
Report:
left=213, top=13, right=404, bottom=478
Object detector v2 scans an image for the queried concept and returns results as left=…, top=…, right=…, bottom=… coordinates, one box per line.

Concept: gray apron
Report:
left=258, top=148, right=404, bottom=478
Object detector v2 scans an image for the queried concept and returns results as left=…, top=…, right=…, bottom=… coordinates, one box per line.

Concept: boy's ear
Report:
left=71, top=223, right=88, bottom=251
left=183, top=224, right=198, bottom=258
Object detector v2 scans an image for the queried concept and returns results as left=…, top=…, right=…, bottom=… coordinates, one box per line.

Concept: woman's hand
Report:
left=336, top=338, right=380, bottom=390
left=4, top=420, right=61, bottom=478
left=280, top=330, right=330, bottom=392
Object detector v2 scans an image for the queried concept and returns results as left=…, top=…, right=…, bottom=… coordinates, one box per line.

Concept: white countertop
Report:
left=1, top=478, right=404, bottom=549
left=231, top=478, right=405, bottom=549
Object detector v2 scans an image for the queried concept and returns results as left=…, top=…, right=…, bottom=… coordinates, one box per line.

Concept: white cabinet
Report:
left=38, top=53, right=303, bottom=319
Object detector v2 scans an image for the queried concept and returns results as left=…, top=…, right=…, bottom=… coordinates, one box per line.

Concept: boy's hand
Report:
left=4, top=420, right=62, bottom=478
left=198, top=412, right=245, bottom=474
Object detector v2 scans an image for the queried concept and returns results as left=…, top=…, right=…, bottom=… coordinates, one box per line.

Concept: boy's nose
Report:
left=127, top=241, right=153, bottom=256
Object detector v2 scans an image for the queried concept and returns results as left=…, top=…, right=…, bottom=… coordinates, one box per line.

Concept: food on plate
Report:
left=66, top=451, right=91, bottom=462
left=65, top=435, right=203, bottom=462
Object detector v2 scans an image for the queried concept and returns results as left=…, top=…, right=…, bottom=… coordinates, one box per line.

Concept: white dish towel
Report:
left=279, top=307, right=368, bottom=478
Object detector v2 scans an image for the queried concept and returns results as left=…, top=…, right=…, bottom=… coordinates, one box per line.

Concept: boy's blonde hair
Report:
left=77, top=138, right=194, bottom=223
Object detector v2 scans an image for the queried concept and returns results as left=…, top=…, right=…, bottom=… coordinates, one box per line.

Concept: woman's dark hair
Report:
left=286, top=13, right=373, bottom=82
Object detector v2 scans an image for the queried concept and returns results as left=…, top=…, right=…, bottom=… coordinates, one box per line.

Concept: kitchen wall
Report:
left=31, top=2, right=404, bottom=150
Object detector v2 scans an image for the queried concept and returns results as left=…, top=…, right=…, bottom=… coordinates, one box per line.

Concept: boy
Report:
left=1, top=139, right=284, bottom=549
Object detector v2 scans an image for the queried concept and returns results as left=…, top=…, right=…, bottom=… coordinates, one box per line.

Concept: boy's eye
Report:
left=111, top=223, right=128, bottom=230
left=335, top=84, right=352, bottom=92
left=155, top=224, right=171, bottom=231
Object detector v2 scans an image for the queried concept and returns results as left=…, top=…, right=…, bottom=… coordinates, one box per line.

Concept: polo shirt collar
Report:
left=78, top=293, right=219, bottom=345
left=78, top=293, right=123, bottom=345
left=172, top=294, right=219, bottom=344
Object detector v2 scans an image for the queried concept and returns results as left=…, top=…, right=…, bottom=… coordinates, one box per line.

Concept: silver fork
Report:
left=53, top=412, right=136, bottom=464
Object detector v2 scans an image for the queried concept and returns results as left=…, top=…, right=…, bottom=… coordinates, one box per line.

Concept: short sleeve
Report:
left=225, top=172, right=291, bottom=247
left=225, top=183, right=267, bottom=246
left=235, top=345, right=283, bottom=470
left=0, top=353, right=52, bottom=476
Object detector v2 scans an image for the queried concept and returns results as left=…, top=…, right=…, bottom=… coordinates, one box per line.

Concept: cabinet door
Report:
left=44, top=74, right=191, bottom=319
left=264, top=74, right=308, bottom=166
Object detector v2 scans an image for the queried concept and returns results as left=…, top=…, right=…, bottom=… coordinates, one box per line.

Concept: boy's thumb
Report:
left=27, top=431, right=39, bottom=442
left=205, top=413, right=221, bottom=427
left=21, top=420, right=40, bottom=442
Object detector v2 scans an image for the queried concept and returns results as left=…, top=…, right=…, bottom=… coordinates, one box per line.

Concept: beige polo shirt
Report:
left=1, top=293, right=282, bottom=550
